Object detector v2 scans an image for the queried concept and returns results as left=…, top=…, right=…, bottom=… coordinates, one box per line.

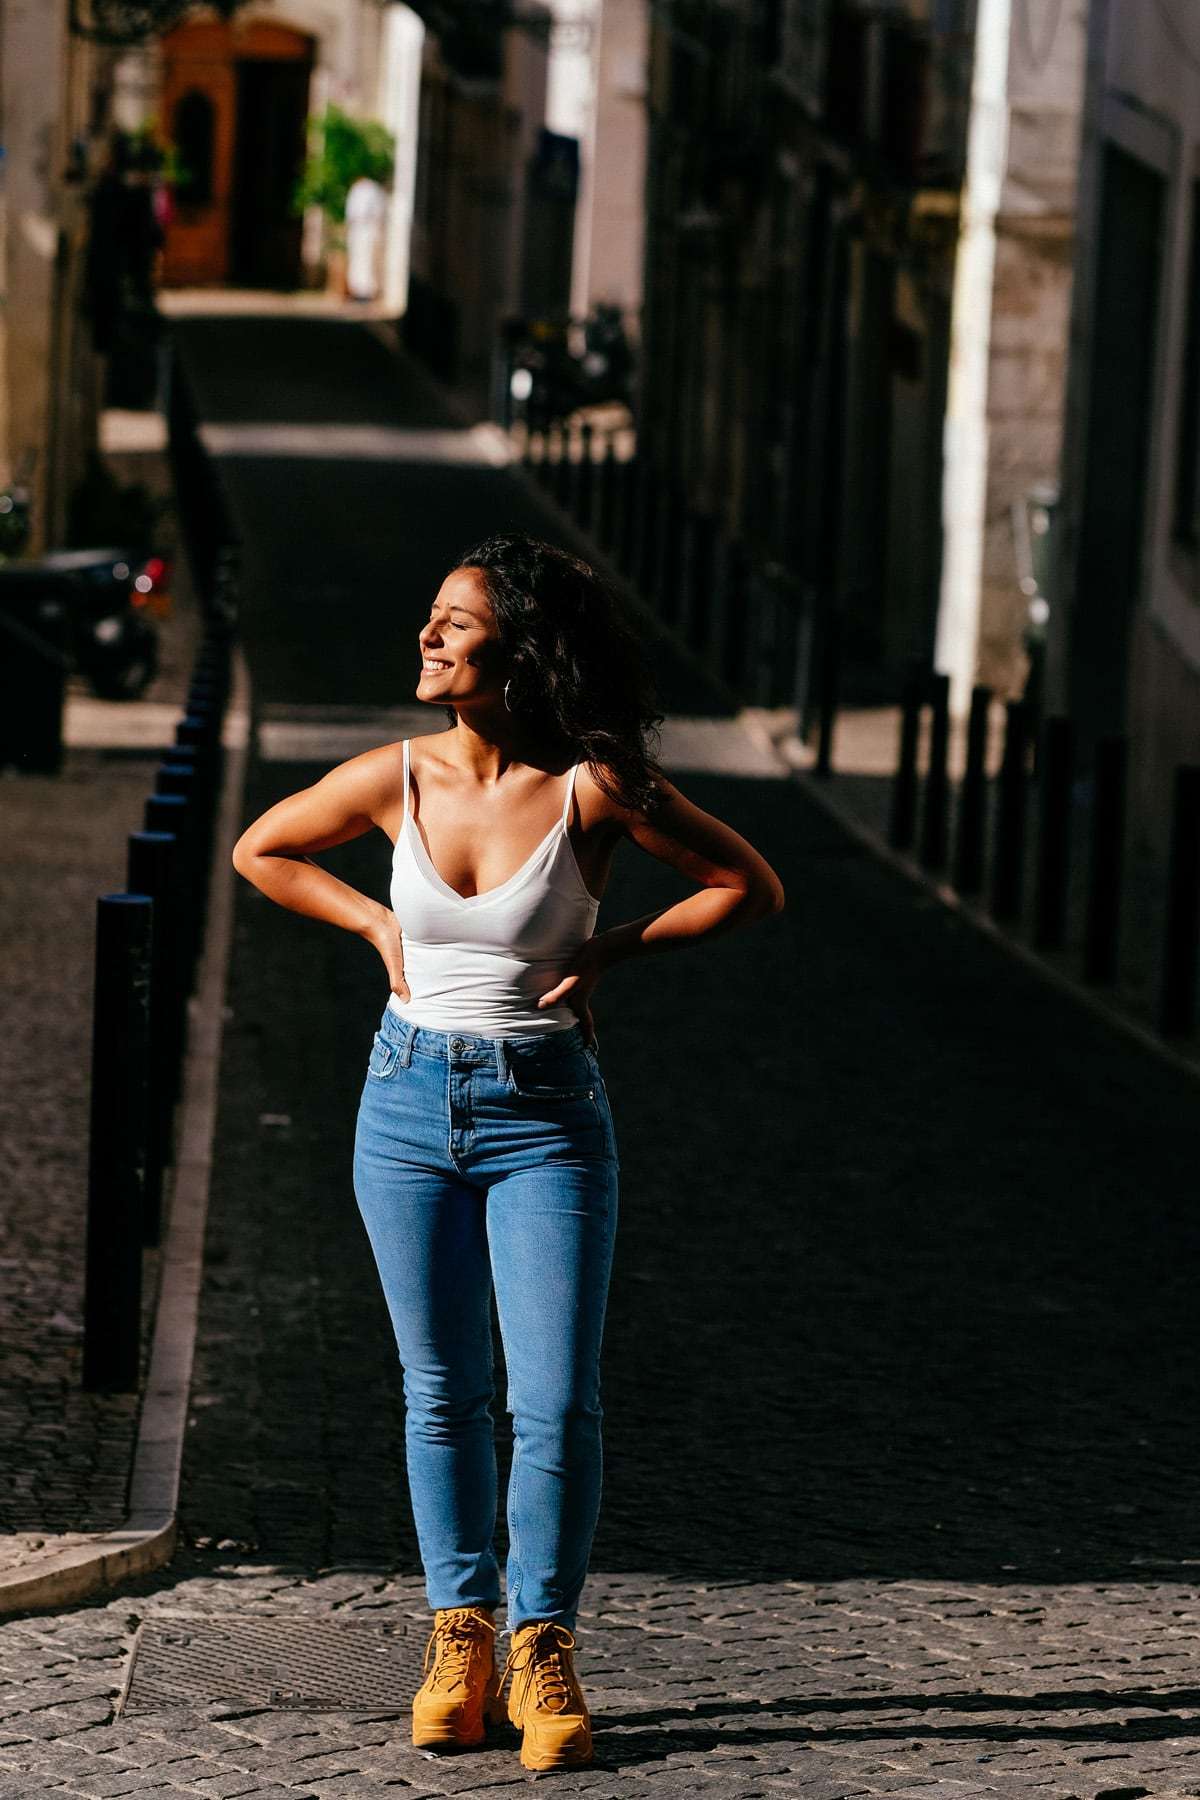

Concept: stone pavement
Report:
left=2, top=311, right=1198, bottom=1798
left=0, top=409, right=201, bottom=1585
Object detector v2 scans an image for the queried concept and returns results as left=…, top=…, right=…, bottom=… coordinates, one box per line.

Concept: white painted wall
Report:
left=375, top=4, right=424, bottom=316
left=935, top=0, right=1012, bottom=716
left=0, top=0, right=111, bottom=544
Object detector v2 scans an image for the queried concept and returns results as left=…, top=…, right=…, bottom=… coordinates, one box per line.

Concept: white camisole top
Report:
left=385, top=737, right=601, bottom=1036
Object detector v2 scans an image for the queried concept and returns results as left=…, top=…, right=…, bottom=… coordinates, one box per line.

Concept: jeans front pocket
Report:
left=366, top=1031, right=403, bottom=1081
left=506, top=1046, right=596, bottom=1104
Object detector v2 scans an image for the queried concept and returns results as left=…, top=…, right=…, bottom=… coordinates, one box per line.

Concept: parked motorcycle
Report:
left=504, top=304, right=635, bottom=423
left=36, top=546, right=165, bottom=700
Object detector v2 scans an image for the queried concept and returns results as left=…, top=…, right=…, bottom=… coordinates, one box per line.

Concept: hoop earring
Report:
left=503, top=678, right=516, bottom=713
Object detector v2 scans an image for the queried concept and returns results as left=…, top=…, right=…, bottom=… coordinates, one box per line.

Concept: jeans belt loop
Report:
left=398, top=1019, right=415, bottom=1067
left=494, top=1037, right=509, bottom=1084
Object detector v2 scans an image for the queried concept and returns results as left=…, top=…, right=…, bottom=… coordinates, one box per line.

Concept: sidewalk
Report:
left=0, top=310, right=1198, bottom=1800
left=0, top=409, right=208, bottom=1591
left=775, top=698, right=1200, bottom=1087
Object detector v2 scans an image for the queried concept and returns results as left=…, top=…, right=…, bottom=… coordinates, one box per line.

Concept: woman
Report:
left=231, top=532, right=785, bottom=1771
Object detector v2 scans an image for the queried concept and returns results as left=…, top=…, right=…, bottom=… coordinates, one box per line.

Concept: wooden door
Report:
left=159, top=18, right=313, bottom=288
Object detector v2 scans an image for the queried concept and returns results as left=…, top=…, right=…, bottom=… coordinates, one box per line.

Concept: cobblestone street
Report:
left=3, top=316, right=1199, bottom=1798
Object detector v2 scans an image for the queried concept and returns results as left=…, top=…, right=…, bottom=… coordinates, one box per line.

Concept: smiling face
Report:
left=416, top=568, right=503, bottom=706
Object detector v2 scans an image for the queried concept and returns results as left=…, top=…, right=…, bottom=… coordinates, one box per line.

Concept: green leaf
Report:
left=291, top=102, right=395, bottom=224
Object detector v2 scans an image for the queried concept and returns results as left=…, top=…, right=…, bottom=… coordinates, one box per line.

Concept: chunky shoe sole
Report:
left=516, top=1719, right=594, bottom=1771
left=412, top=1688, right=508, bottom=1751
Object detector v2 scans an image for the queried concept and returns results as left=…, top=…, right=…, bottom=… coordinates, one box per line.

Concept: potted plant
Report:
left=293, top=103, right=395, bottom=296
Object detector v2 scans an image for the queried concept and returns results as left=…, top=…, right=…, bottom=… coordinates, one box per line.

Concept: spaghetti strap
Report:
left=402, top=738, right=410, bottom=825
left=561, top=760, right=580, bottom=828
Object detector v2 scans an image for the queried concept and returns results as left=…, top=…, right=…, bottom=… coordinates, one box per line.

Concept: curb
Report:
left=0, top=646, right=253, bottom=1617
left=788, top=755, right=1200, bottom=1093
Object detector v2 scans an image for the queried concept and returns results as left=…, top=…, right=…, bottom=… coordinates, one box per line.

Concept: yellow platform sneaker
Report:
left=411, top=1605, right=507, bottom=1750
left=501, top=1619, right=594, bottom=1770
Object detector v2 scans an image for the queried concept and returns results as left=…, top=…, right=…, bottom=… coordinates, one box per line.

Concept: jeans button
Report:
left=449, top=1036, right=464, bottom=1053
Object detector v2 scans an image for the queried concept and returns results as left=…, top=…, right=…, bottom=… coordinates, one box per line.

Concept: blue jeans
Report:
left=352, top=1002, right=620, bottom=1633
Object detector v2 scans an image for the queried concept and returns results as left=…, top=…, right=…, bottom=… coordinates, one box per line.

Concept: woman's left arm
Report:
left=537, top=774, right=785, bottom=1023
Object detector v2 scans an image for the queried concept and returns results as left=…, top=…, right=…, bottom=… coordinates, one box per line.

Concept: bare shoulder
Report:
left=232, top=739, right=407, bottom=861
left=572, top=756, right=694, bottom=846
left=315, top=739, right=405, bottom=813
left=576, top=757, right=651, bottom=837
left=577, top=757, right=685, bottom=831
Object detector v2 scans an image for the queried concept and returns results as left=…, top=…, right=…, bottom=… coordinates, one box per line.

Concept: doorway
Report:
left=230, top=58, right=310, bottom=288
left=159, top=18, right=314, bottom=288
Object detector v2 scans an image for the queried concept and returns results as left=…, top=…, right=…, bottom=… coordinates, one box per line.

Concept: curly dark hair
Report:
left=440, top=531, right=668, bottom=820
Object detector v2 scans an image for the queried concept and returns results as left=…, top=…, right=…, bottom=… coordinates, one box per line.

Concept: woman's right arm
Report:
left=230, top=747, right=410, bottom=1000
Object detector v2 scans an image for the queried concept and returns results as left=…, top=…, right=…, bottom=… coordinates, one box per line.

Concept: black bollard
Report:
left=689, top=512, right=716, bottom=656
left=83, top=893, right=152, bottom=1392
left=189, top=665, right=228, bottom=703
left=126, top=831, right=178, bottom=1246
left=918, top=672, right=951, bottom=869
left=708, top=529, right=732, bottom=683
left=193, top=640, right=230, bottom=675
left=814, top=608, right=842, bottom=779
left=161, top=740, right=217, bottom=852
left=176, top=710, right=219, bottom=751
left=952, top=684, right=992, bottom=894
left=619, top=452, right=639, bottom=577
left=189, top=661, right=227, bottom=699
left=187, top=685, right=223, bottom=720
left=1033, top=715, right=1074, bottom=949
left=156, top=761, right=209, bottom=958
left=598, top=431, right=618, bottom=551
left=156, top=759, right=196, bottom=803
left=635, top=461, right=660, bottom=598
left=145, top=790, right=196, bottom=1015
left=576, top=420, right=595, bottom=531
left=888, top=659, right=925, bottom=851
left=523, top=405, right=536, bottom=476
left=536, top=419, right=554, bottom=491
left=654, top=484, right=685, bottom=623
left=160, top=738, right=211, bottom=787
left=990, top=699, right=1031, bottom=921
left=1160, top=764, right=1200, bottom=1038
left=718, top=538, right=747, bottom=689
left=676, top=507, right=698, bottom=644
left=1084, top=735, right=1127, bottom=985
left=554, top=420, right=573, bottom=509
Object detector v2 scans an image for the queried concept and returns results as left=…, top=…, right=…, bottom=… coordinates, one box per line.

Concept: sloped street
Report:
left=1, top=316, right=1199, bottom=1800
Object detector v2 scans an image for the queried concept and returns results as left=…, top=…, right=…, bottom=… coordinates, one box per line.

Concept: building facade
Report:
left=937, top=0, right=1090, bottom=718
left=638, top=0, right=976, bottom=718
left=117, top=0, right=424, bottom=309
left=403, top=4, right=551, bottom=407
left=1051, top=0, right=1200, bottom=860
left=0, top=0, right=119, bottom=551
left=402, top=0, right=649, bottom=416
